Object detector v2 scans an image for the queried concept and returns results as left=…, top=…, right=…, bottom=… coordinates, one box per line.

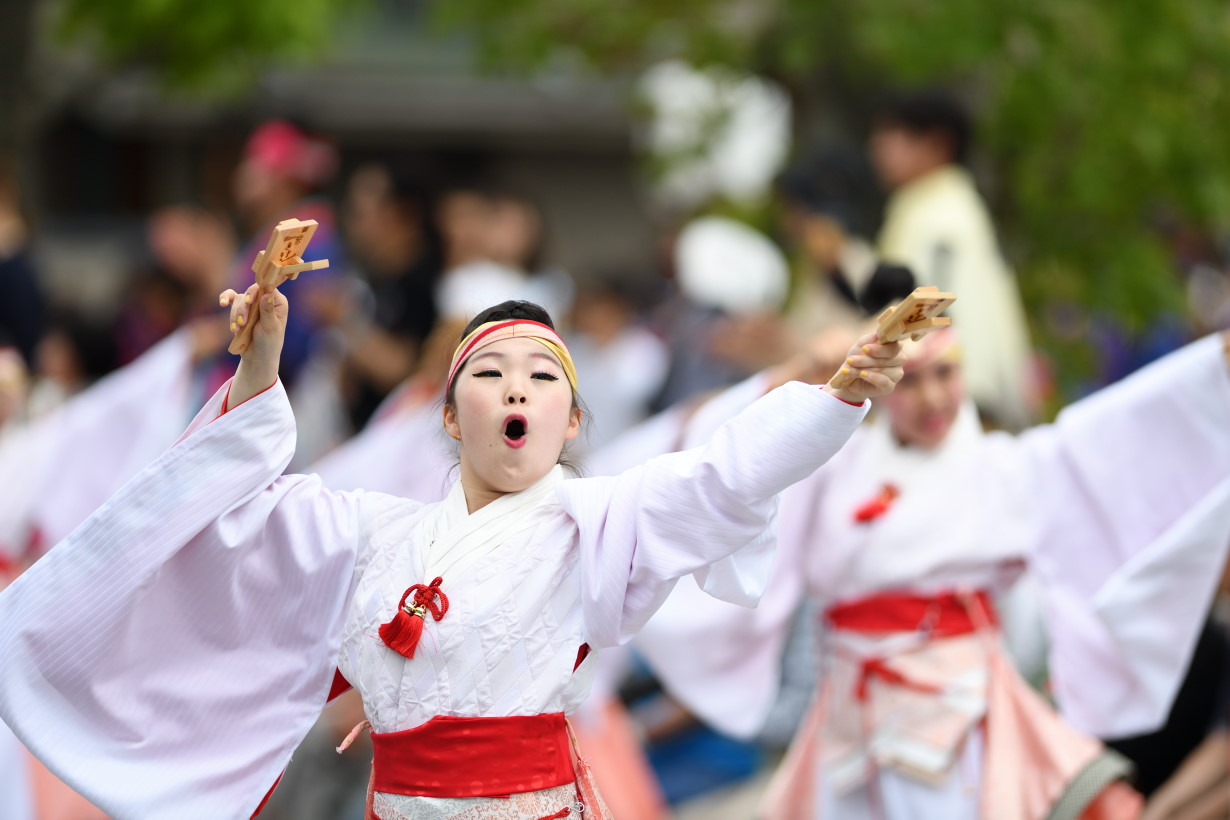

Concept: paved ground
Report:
left=671, top=768, right=774, bottom=820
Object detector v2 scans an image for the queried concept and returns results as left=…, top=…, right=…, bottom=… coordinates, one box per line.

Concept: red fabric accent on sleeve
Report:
left=0, top=552, right=17, bottom=583
left=250, top=772, right=283, bottom=818
left=828, top=390, right=865, bottom=407
left=215, top=379, right=279, bottom=420
left=327, top=668, right=353, bottom=703
left=26, top=526, right=45, bottom=560
left=573, top=643, right=591, bottom=672
left=254, top=670, right=351, bottom=816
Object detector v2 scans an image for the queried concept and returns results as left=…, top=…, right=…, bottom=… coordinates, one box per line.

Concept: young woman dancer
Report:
left=642, top=328, right=1230, bottom=819
left=0, top=281, right=903, bottom=820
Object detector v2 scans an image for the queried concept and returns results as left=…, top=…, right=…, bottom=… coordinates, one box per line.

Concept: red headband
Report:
left=445, top=320, right=577, bottom=395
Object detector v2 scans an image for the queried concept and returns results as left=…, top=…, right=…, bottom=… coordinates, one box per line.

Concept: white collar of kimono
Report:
left=866, top=399, right=983, bottom=486
left=418, top=464, right=565, bottom=581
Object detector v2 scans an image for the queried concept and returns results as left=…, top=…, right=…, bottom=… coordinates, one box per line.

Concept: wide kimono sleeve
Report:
left=310, top=398, right=454, bottom=501
left=1020, top=334, right=1230, bottom=739
left=0, top=327, right=196, bottom=559
left=0, top=380, right=371, bottom=820
left=557, top=380, right=867, bottom=649
left=631, top=471, right=822, bottom=739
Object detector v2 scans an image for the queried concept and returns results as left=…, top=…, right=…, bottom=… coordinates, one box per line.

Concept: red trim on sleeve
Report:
left=215, top=379, right=279, bottom=420
left=822, top=386, right=865, bottom=407
left=25, top=527, right=44, bottom=561
left=0, top=551, right=17, bottom=584
left=250, top=772, right=283, bottom=818
left=327, top=668, right=353, bottom=703
left=253, top=669, right=352, bottom=817
left=573, top=643, right=591, bottom=672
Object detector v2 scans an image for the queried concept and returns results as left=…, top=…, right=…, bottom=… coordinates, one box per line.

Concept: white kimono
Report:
left=0, top=376, right=867, bottom=820
left=0, top=328, right=196, bottom=558
left=0, top=717, right=32, bottom=820
left=310, top=387, right=455, bottom=502
left=640, top=334, right=1230, bottom=818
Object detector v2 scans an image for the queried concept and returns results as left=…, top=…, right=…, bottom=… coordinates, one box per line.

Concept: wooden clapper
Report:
left=228, top=218, right=331, bottom=356
left=829, top=285, right=957, bottom=389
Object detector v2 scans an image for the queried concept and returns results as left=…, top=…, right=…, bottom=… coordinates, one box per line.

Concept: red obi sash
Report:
left=825, top=590, right=999, bottom=702
left=371, top=712, right=575, bottom=799
left=825, top=589, right=997, bottom=638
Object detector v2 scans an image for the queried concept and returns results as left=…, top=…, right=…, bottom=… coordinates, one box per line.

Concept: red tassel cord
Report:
left=379, top=576, right=449, bottom=659
left=852, top=483, right=900, bottom=523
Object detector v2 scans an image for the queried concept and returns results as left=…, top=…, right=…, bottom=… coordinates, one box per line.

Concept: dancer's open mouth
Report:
left=503, top=415, right=528, bottom=448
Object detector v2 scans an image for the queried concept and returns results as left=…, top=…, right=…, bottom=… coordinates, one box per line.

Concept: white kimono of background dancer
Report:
left=0, top=296, right=903, bottom=820
left=654, top=331, right=1230, bottom=819
left=0, top=327, right=198, bottom=559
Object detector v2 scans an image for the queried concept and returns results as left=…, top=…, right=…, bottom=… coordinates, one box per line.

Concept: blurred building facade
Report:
left=24, top=2, right=656, bottom=319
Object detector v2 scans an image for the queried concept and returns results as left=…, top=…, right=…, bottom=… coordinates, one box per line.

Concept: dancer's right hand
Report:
left=219, top=283, right=289, bottom=409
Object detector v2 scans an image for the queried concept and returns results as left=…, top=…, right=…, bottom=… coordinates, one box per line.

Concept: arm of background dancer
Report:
left=1024, top=335, right=1230, bottom=738
left=761, top=326, right=861, bottom=393
left=1222, top=329, right=1229, bottom=365
left=1140, top=728, right=1230, bottom=820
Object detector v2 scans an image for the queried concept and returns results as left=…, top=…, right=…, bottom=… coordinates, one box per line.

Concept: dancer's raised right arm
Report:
left=219, top=281, right=288, bottom=409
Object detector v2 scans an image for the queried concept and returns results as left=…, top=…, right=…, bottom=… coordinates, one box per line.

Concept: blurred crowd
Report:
left=2, top=89, right=1230, bottom=820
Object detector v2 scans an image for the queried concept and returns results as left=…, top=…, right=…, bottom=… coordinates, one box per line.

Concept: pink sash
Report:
left=758, top=590, right=1143, bottom=819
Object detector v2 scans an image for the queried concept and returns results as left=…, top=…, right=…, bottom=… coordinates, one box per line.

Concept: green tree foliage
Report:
left=55, top=0, right=365, bottom=89
left=434, top=0, right=1230, bottom=395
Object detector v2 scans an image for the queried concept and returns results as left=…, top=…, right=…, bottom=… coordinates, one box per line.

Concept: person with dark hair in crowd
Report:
left=776, top=141, right=885, bottom=341
left=434, top=182, right=573, bottom=323
left=307, top=163, right=443, bottom=431
left=0, top=173, right=45, bottom=371
left=207, top=119, right=348, bottom=394
left=566, top=270, right=670, bottom=452
left=27, top=308, right=116, bottom=418
left=111, top=267, right=191, bottom=368
left=870, top=88, right=1037, bottom=430
left=111, top=206, right=236, bottom=368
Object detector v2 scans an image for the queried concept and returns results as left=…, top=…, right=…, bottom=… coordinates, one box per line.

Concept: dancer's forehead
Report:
left=901, top=328, right=961, bottom=372
left=467, top=341, right=565, bottom=369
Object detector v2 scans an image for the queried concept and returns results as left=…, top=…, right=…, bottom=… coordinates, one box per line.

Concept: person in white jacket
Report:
left=871, top=90, right=1037, bottom=431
